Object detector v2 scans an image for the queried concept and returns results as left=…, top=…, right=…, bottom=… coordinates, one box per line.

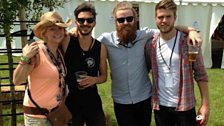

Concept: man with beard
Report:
left=62, top=2, right=108, bottom=126
left=144, top=0, right=209, bottom=126
left=97, top=1, right=202, bottom=126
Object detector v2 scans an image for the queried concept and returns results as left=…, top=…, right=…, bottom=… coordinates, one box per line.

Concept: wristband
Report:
left=20, top=55, right=30, bottom=64
left=19, top=60, right=27, bottom=65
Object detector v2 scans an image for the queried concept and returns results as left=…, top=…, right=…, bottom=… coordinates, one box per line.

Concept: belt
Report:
left=23, top=106, right=58, bottom=115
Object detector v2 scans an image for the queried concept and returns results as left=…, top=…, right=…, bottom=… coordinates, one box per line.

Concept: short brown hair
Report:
left=155, top=0, right=177, bottom=16
left=112, top=2, right=137, bottom=19
left=74, top=2, right=97, bottom=19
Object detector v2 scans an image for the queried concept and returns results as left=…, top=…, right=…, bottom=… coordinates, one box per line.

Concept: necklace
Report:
left=82, top=38, right=95, bottom=56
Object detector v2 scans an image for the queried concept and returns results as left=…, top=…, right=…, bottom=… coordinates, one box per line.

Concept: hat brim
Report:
left=33, top=19, right=72, bottom=39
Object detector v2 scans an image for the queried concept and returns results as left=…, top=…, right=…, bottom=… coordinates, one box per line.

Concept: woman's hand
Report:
left=22, top=42, right=39, bottom=59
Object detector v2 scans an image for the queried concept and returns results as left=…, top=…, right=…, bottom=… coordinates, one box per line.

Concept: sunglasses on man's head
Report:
left=116, top=16, right=134, bottom=24
left=77, top=18, right=95, bottom=24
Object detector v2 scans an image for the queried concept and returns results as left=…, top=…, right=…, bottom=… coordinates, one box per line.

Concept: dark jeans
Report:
left=66, top=89, right=106, bottom=126
left=68, top=109, right=106, bottom=126
left=114, top=97, right=152, bottom=126
left=154, top=105, right=197, bottom=126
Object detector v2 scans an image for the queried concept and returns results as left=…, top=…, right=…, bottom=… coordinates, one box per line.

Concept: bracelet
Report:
left=19, top=60, right=27, bottom=65
left=20, top=55, right=30, bottom=64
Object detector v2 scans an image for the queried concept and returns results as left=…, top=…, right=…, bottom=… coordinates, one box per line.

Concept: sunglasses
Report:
left=77, top=18, right=95, bottom=24
left=116, top=16, right=134, bottom=24
left=119, top=41, right=137, bottom=48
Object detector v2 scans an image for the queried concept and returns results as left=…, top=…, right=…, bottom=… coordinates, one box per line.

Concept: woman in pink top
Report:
left=13, top=11, right=71, bottom=125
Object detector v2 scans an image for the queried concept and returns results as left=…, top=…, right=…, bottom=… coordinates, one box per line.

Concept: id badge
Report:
left=164, top=72, right=174, bottom=87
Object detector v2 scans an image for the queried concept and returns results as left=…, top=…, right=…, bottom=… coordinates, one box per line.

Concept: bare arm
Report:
left=13, top=43, right=39, bottom=85
left=79, top=43, right=108, bottom=88
left=13, top=62, right=34, bottom=85
left=197, top=81, right=210, bottom=126
left=175, top=25, right=202, bottom=46
left=61, top=34, right=70, bottom=55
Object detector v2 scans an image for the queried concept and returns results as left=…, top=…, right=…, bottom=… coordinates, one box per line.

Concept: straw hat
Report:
left=33, top=11, right=72, bottom=39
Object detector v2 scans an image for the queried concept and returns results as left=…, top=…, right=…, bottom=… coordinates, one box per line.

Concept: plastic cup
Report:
left=188, top=44, right=199, bottom=62
left=75, top=71, right=87, bottom=90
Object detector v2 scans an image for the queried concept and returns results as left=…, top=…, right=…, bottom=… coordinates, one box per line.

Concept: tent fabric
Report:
left=176, top=2, right=224, bottom=68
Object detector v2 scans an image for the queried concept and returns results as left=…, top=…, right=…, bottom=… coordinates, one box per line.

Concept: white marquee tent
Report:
left=1, top=0, right=224, bottom=68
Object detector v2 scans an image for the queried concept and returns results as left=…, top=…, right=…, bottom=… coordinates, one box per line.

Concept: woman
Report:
left=13, top=11, right=71, bottom=125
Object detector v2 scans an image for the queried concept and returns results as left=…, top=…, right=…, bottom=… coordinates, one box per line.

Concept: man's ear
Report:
left=174, top=14, right=177, bottom=21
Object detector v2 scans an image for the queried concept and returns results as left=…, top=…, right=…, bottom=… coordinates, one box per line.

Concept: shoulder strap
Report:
left=27, top=85, right=48, bottom=116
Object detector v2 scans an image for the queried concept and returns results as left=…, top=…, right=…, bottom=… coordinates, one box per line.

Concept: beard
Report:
left=116, top=21, right=137, bottom=43
left=78, top=25, right=93, bottom=36
left=157, top=23, right=175, bottom=34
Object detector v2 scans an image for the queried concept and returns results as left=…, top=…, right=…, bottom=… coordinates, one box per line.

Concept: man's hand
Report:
left=188, top=30, right=202, bottom=46
left=197, top=104, right=210, bottom=126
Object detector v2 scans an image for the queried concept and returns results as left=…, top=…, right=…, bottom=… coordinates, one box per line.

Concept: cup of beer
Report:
left=75, top=71, right=87, bottom=90
left=188, top=44, right=198, bottom=62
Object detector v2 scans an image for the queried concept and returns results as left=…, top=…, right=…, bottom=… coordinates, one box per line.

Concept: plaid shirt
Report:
left=144, top=31, right=208, bottom=111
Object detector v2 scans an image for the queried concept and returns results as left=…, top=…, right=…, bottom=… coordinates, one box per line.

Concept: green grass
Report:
left=0, top=54, right=20, bottom=84
left=194, top=69, right=224, bottom=126
left=99, top=69, right=224, bottom=126
left=1, top=55, right=224, bottom=126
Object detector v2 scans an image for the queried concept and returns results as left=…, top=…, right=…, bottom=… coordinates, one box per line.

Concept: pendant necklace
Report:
left=82, top=38, right=95, bottom=56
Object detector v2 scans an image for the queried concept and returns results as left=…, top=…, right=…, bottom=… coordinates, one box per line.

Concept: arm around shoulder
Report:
left=61, top=34, right=70, bottom=54
left=175, top=25, right=202, bottom=46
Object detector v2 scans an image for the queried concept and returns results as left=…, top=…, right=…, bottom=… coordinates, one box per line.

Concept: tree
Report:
left=0, top=0, right=67, bottom=125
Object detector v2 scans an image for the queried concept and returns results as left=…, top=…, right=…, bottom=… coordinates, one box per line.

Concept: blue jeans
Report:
left=154, top=106, right=197, bottom=126
left=24, top=114, right=52, bottom=126
left=114, top=97, right=152, bottom=126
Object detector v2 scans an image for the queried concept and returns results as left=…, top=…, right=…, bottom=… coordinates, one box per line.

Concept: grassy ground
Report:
left=1, top=55, right=224, bottom=125
left=98, top=69, right=224, bottom=126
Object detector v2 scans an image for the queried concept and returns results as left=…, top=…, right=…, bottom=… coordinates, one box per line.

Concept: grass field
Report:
left=98, top=69, right=224, bottom=126
left=1, top=55, right=224, bottom=126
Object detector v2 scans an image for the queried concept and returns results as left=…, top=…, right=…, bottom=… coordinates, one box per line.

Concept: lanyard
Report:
left=158, top=31, right=178, bottom=70
left=45, top=44, right=66, bottom=87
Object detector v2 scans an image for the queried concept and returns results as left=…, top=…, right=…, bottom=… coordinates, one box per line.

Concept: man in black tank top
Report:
left=62, top=2, right=108, bottom=126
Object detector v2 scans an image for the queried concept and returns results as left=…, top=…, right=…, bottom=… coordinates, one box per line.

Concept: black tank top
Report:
left=64, top=36, right=101, bottom=93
